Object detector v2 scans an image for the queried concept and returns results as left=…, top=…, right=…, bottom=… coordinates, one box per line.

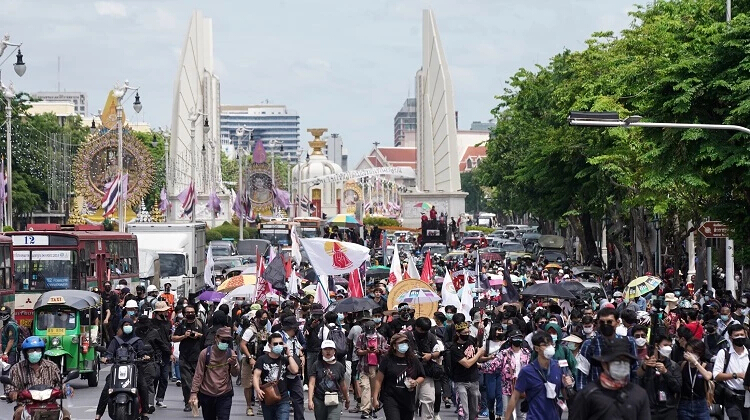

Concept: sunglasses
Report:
left=220, top=339, right=233, bottom=345
left=271, top=342, right=284, bottom=346
left=599, top=320, right=615, bottom=326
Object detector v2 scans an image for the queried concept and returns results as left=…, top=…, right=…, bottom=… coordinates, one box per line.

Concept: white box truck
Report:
left=126, top=222, right=207, bottom=296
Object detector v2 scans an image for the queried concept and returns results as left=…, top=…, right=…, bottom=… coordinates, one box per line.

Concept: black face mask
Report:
left=414, top=330, right=427, bottom=338
left=185, top=314, right=196, bottom=321
left=599, top=323, right=615, bottom=337
left=705, top=327, right=716, bottom=335
left=733, top=337, right=746, bottom=347
left=458, top=333, right=470, bottom=342
left=511, top=338, right=523, bottom=347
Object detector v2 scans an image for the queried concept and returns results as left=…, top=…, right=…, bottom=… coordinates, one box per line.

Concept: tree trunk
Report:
left=633, top=206, right=654, bottom=275
left=581, top=212, right=599, bottom=263
left=607, top=201, right=632, bottom=281
left=695, top=234, right=707, bottom=290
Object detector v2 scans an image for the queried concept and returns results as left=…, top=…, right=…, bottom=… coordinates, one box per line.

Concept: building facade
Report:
left=323, top=133, right=348, bottom=171
left=220, top=104, right=300, bottom=160
left=33, top=91, right=88, bottom=116
left=394, top=97, right=417, bottom=147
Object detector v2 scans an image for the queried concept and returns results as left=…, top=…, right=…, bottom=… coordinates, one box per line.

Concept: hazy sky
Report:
left=3, top=0, right=639, bottom=164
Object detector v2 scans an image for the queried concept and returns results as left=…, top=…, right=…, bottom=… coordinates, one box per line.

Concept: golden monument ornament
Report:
left=72, top=93, right=155, bottom=224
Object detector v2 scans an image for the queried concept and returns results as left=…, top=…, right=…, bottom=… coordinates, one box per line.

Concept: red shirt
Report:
left=685, top=321, right=704, bottom=340
left=430, top=209, right=437, bottom=220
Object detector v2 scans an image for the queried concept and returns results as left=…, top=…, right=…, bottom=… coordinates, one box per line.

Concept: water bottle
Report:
left=64, top=383, right=73, bottom=398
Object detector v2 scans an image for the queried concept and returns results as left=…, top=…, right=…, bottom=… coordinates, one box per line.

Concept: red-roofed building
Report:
left=459, top=145, right=487, bottom=172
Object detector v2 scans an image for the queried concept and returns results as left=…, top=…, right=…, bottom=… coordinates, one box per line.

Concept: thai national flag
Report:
left=177, top=181, right=195, bottom=218
left=101, top=174, right=121, bottom=217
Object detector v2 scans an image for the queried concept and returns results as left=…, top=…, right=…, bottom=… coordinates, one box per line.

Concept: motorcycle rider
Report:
left=5, top=336, right=71, bottom=420
left=95, top=317, right=149, bottom=420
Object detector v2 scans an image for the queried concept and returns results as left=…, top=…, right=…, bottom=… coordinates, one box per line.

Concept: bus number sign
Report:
left=12, top=235, right=49, bottom=246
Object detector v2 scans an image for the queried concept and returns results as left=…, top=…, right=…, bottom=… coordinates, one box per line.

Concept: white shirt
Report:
left=513, top=350, right=522, bottom=378
left=486, top=340, right=502, bottom=357
left=713, top=345, right=749, bottom=391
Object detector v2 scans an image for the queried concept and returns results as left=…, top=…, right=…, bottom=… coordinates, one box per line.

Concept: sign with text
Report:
left=698, top=221, right=730, bottom=238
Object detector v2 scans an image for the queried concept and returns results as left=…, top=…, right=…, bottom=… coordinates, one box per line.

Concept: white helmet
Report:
left=125, top=300, right=138, bottom=309
left=146, top=285, right=158, bottom=293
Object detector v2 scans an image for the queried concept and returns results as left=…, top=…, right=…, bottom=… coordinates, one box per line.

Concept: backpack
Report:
left=113, top=335, right=142, bottom=359
left=324, top=326, right=348, bottom=360
left=5, top=321, right=30, bottom=353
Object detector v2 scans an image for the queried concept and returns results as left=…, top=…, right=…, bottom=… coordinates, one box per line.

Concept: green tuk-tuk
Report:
left=33, top=290, right=101, bottom=387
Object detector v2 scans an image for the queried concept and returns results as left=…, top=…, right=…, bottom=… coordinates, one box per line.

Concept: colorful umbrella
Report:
left=327, top=213, right=363, bottom=228
left=397, top=289, right=441, bottom=304
left=217, top=274, right=257, bottom=292
left=414, top=202, right=432, bottom=211
left=197, top=290, right=226, bottom=303
left=624, top=275, right=662, bottom=300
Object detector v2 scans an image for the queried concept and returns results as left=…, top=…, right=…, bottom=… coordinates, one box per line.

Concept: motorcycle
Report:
left=96, top=343, right=149, bottom=420
left=0, top=369, right=79, bottom=420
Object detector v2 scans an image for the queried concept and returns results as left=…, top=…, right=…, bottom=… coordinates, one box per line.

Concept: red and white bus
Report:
left=8, top=224, right=138, bottom=327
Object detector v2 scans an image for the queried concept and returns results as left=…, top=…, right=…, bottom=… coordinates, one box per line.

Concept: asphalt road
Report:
left=0, top=376, right=463, bottom=420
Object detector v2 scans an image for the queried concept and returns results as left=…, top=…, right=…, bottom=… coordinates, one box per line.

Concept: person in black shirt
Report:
left=372, top=333, right=426, bottom=420
left=150, top=301, right=173, bottom=410
left=134, top=316, right=162, bottom=414
left=304, top=309, right=324, bottom=381
left=100, top=280, right=120, bottom=345
left=254, top=332, right=299, bottom=420
left=388, top=304, right=415, bottom=337
left=308, top=340, right=350, bottom=420
left=450, top=321, right=484, bottom=420
left=173, top=305, right=206, bottom=412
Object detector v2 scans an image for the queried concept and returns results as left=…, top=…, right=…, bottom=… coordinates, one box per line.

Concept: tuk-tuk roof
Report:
left=34, top=290, right=101, bottom=310
left=571, top=265, right=605, bottom=277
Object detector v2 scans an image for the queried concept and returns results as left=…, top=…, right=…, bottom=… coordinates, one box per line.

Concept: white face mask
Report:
left=609, top=361, right=630, bottom=381
left=615, top=325, right=628, bottom=337
left=659, top=346, right=673, bottom=358
left=543, top=345, right=556, bottom=360
left=323, top=355, right=336, bottom=362
left=634, top=337, right=647, bottom=347
left=583, top=326, right=593, bottom=334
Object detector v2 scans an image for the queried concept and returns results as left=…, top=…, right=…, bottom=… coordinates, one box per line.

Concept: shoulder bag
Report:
left=260, top=359, right=284, bottom=405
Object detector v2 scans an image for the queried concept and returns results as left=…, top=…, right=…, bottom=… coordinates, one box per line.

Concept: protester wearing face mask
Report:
left=717, top=305, right=740, bottom=341
left=174, top=305, right=207, bottom=412
left=580, top=315, right=595, bottom=339
left=149, top=301, right=174, bottom=411
left=449, top=322, right=485, bottom=420
left=712, top=323, right=749, bottom=420
left=253, top=332, right=300, bottom=420
left=503, top=331, right=573, bottom=420
left=188, top=327, right=239, bottom=420
left=371, top=333, right=425, bottom=420
left=525, top=313, right=549, bottom=348
left=679, top=340, right=712, bottom=420
left=535, top=323, right=577, bottom=376
left=356, top=321, right=388, bottom=419
left=370, top=287, right=388, bottom=312
left=134, top=315, right=163, bottom=413
left=95, top=318, right=148, bottom=420
left=388, top=304, right=415, bottom=338
left=309, top=340, right=350, bottom=420
left=569, top=338, right=649, bottom=420
left=99, top=280, right=120, bottom=344
left=636, top=335, right=681, bottom=419
left=576, top=307, right=637, bottom=391
left=477, top=324, right=507, bottom=420
left=702, top=320, right=724, bottom=359
left=631, top=325, right=649, bottom=362
left=498, top=329, right=531, bottom=420
left=6, top=337, right=71, bottom=420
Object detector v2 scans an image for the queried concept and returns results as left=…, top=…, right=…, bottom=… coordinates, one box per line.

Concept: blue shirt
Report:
left=514, top=359, right=562, bottom=420
left=575, top=333, right=638, bottom=390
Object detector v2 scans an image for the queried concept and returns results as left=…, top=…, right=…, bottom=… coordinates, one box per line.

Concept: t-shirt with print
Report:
left=311, top=360, right=346, bottom=400
left=254, top=354, right=290, bottom=402
left=451, top=337, right=480, bottom=383
left=378, top=354, right=425, bottom=410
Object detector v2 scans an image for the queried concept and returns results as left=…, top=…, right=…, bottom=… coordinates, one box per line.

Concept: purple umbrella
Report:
left=198, top=290, right=226, bottom=303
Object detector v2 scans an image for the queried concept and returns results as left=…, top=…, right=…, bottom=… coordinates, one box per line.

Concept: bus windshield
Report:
left=36, top=309, right=77, bottom=330
left=158, top=253, right=186, bottom=277
left=298, top=227, right=319, bottom=238
left=14, top=250, right=78, bottom=291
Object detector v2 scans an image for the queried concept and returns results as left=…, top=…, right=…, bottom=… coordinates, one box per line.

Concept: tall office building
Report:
left=220, top=104, right=300, bottom=159
left=394, top=97, right=417, bottom=147
left=32, top=91, right=88, bottom=116
left=324, top=133, right=348, bottom=171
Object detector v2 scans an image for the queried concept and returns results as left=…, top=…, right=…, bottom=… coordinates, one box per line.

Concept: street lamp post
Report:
left=235, top=126, right=253, bottom=239
left=188, top=110, right=210, bottom=223
left=113, top=82, right=142, bottom=232
left=0, top=34, right=28, bottom=229
left=569, top=111, right=750, bottom=295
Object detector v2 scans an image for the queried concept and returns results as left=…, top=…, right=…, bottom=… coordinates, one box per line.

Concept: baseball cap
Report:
left=321, top=340, right=336, bottom=350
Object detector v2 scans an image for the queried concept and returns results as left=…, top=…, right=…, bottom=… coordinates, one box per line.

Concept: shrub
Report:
left=363, top=216, right=400, bottom=227
left=466, top=226, right=495, bottom=234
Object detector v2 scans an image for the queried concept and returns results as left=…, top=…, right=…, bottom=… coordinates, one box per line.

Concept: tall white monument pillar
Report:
left=402, top=9, right=467, bottom=228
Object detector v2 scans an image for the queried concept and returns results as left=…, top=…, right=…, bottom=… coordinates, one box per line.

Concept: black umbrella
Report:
left=559, top=281, right=587, bottom=294
left=521, top=282, right=576, bottom=300
left=366, top=266, right=390, bottom=279
left=327, top=297, right=380, bottom=313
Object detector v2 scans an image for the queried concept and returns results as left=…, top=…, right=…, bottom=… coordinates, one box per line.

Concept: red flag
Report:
left=349, top=268, right=364, bottom=298
left=421, top=251, right=433, bottom=283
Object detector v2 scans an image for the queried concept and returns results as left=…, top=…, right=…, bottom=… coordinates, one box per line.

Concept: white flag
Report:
left=406, top=254, right=420, bottom=280
left=204, top=246, right=215, bottom=288
left=289, top=269, right=299, bottom=296
left=387, top=247, right=403, bottom=290
left=300, top=238, right=371, bottom=276
left=440, top=272, right=461, bottom=309
left=290, top=226, right=302, bottom=265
